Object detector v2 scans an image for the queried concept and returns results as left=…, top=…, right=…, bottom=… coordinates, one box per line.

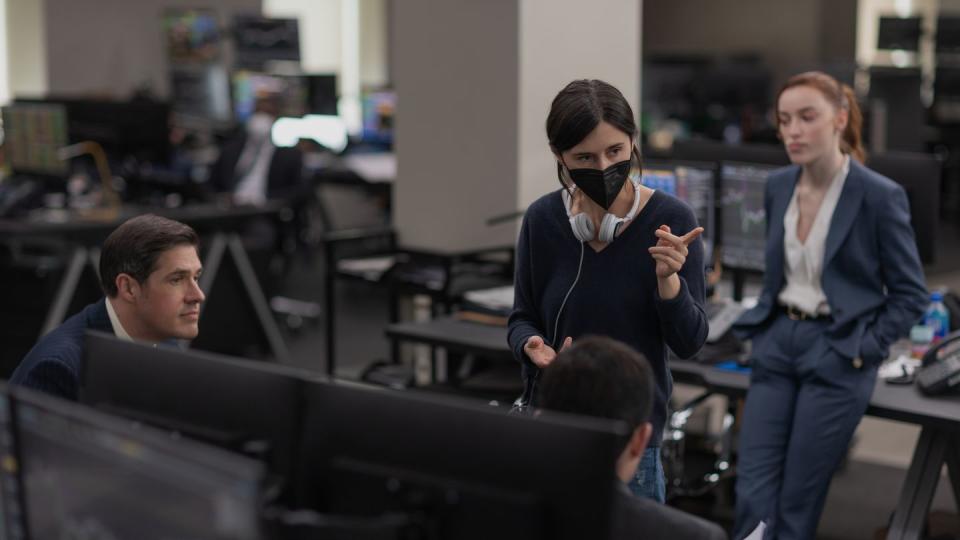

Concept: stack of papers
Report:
left=337, top=256, right=396, bottom=281
left=463, top=285, right=514, bottom=312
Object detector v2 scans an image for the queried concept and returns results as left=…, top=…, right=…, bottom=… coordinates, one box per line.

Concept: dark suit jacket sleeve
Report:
left=611, top=487, right=728, bottom=540
left=267, top=148, right=308, bottom=203
left=860, top=185, right=927, bottom=361
left=18, top=358, right=79, bottom=401
left=207, top=136, right=244, bottom=195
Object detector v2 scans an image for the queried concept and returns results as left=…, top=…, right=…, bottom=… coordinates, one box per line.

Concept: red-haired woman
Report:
left=732, top=71, right=927, bottom=539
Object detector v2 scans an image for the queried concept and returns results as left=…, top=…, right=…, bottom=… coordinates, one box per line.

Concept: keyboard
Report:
left=706, top=299, right=746, bottom=343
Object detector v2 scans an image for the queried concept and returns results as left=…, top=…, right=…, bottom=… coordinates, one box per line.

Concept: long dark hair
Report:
left=777, top=71, right=866, bottom=163
left=546, top=79, right=641, bottom=190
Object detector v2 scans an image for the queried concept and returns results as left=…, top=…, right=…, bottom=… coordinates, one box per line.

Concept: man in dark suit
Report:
left=10, top=215, right=204, bottom=401
left=206, top=97, right=307, bottom=295
left=538, top=335, right=727, bottom=540
left=207, top=97, right=306, bottom=209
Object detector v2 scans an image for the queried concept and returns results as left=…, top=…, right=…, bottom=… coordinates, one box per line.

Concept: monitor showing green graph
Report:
left=720, top=161, right=776, bottom=271
left=642, top=160, right=716, bottom=266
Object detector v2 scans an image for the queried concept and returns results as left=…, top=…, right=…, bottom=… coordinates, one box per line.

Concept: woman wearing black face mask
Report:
left=507, top=79, right=708, bottom=502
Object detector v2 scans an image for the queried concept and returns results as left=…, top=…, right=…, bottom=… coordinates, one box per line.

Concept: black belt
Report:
left=779, top=304, right=832, bottom=322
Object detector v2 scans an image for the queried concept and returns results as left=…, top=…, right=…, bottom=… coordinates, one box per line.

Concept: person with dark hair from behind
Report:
left=10, top=214, right=205, bottom=401
left=538, top=335, right=727, bottom=540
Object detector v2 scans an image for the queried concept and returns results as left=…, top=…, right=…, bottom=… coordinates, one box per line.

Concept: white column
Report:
left=518, top=0, right=641, bottom=209
left=339, top=0, right=362, bottom=134
left=393, top=0, right=641, bottom=251
left=6, top=0, right=48, bottom=98
left=0, top=0, right=9, bottom=106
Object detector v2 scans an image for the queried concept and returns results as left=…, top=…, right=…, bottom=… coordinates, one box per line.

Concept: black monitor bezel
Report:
left=79, top=331, right=309, bottom=488
left=294, top=381, right=627, bottom=540
left=11, top=384, right=265, bottom=539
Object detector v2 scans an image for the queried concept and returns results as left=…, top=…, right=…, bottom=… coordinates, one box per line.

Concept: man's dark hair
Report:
left=538, top=335, right=654, bottom=434
left=99, top=214, right=200, bottom=297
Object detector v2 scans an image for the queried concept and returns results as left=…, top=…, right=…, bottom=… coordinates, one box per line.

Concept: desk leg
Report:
left=324, top=267, right=336, bottom=376
left=198, top=235, right=226, bottom=294
left=389, top=287, right=400, bottom=365
left=732, top=270, right=746, bottom=303
left=887, top=427, right=948, bottom=540
left=943, top=437, right=960, bottom=514
left=225, top=234, right=290, bottom=364
left=41, top=246, right=88, bottom=336
left=88, top=247, right=101, bottom=281
left=198, top=234, right=290, bottom=364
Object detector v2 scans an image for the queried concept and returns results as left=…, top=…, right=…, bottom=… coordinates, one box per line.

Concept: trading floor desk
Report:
left=0, top=202, right=290, bottom=362
left=386, top=316, right=960, bottom=540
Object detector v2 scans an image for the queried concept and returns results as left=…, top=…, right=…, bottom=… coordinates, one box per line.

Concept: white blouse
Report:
left=777, top=155, right=850, bottom=316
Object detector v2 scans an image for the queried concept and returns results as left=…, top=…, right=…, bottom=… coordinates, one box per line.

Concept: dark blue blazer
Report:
left=9, top=299, right=114, bottom=401
left=733, top=159, right=928, bottom=364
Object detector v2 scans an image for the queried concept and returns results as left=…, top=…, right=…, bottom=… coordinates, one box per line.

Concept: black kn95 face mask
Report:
left=566, top=159, right=631, bottom=210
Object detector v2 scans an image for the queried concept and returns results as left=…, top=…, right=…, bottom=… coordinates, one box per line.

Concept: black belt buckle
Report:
left=784, top=304, right=809, bottom=321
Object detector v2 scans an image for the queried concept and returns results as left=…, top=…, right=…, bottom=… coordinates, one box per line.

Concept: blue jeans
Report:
left=628, top=446, right=665, bottom=503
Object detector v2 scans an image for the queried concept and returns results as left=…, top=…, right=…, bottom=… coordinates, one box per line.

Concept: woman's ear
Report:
left=835, top=108, right=849, bottom=134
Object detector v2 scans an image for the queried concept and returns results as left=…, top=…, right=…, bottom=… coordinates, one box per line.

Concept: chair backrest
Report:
left=866, top=150, right=941, bottom=264
left=313, top=169, right=391, bottom=232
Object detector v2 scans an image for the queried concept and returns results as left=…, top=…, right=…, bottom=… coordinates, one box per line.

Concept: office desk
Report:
left=0, top=202, right=290, bottom=362
left=385, top=316, right=960, bottom=540
left=327, top=245, right=513, bottom=376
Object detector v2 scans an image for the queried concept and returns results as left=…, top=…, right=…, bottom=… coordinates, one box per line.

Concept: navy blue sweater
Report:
left=508, top=189, right=708, bottom=445
left=10, top=299, right=114, bottom=401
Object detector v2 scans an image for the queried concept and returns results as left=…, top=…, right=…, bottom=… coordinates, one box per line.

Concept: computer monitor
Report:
left=231, top=70, right=308, bottom=122
left=232, top=16, right=300, bottom=70
left=865, top=151, right=941, bottom=264
left=642, top=160, right=717, bottom=263
left=79, top=332, right=307, bottom=488
left=163, top=9, right=221, bottom=64
left=305, top=74, right=338, bottom=116
left=720, top=161, right=778, bottom=272
left=12, top=387, right=264, bottom=540
left=1, top=103, right=69, bottom=177
left=936, top=17, right=960, bottom=53
left=15, top=98, right=172, bottom=165
left=0, top=385, right=24, bottom=540
left=295, top=382, right=627, bottom=539
left=935, top=67, right=960, bottom=100
left=170, top=66, right=232, bottom=122
left=877, top=16, right=923, bottom=51
left=671, top=139, right=790, bottom=167
left=361, top=90, right=396, bottom=146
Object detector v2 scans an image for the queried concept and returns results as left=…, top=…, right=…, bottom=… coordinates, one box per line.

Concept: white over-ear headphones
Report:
left=562, top=179, right=643, bottom=243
